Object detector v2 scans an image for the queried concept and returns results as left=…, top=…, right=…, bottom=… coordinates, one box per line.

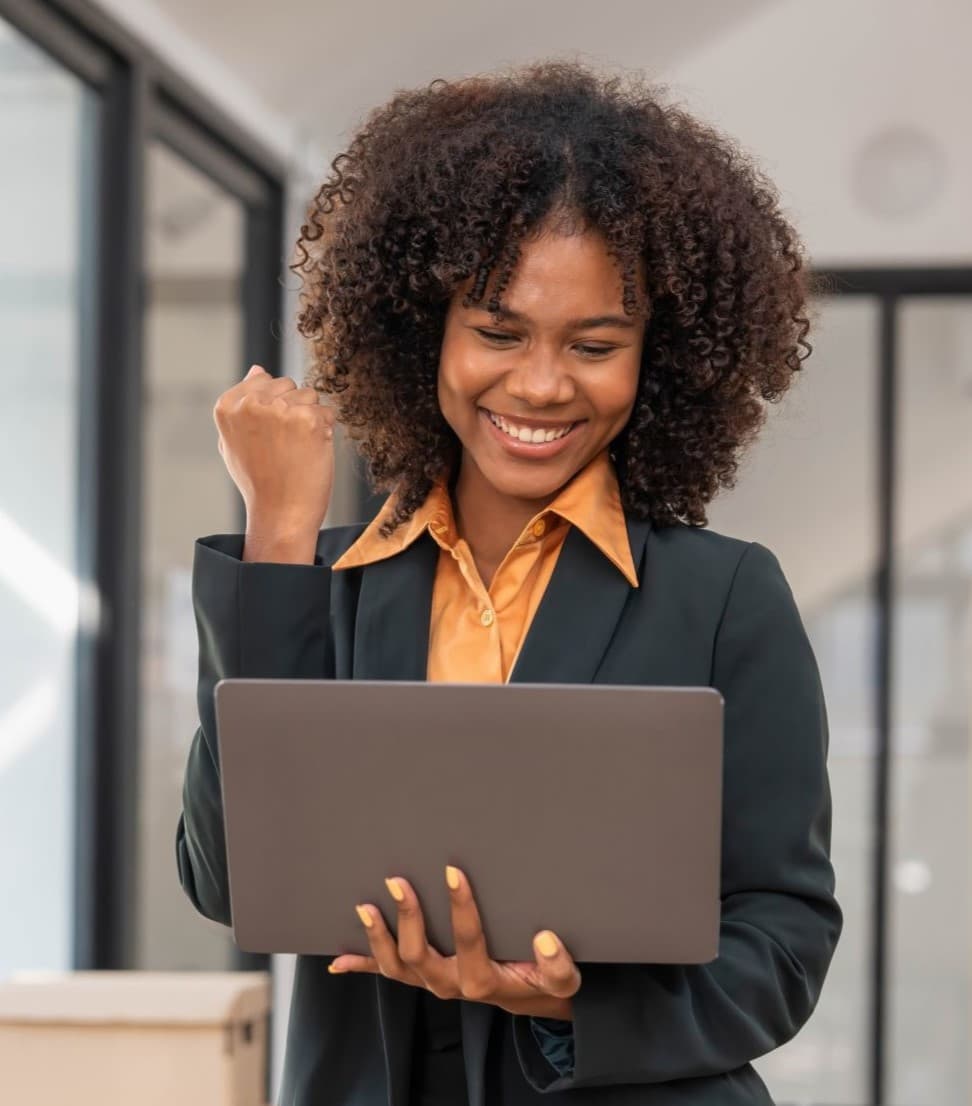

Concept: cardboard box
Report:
left=0, top=971, right=270, bottom=1106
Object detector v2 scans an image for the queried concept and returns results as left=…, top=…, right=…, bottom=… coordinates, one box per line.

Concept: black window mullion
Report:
left=243, top=189, right=286, bottom=380
left=870, top=292, right=897, bottom=1106
left=73, top=53, right=148, bottom=971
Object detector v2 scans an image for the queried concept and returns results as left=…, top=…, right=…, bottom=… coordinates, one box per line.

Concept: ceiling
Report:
left=146, top=0, right=776, bottom=153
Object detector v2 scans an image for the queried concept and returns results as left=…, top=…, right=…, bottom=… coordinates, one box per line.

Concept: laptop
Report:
left=214, top=679, right=723, bottom=964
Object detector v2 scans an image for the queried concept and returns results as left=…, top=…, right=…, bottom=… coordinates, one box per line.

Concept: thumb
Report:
left=245, top=364, right=266, bottom=379
left=533, top=931, right=582, bottom=999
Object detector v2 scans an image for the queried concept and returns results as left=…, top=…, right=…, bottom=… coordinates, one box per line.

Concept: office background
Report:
left=0, top=1, right=969, bottom=1103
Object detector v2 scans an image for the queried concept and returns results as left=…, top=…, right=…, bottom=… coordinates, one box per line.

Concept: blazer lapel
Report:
left=352, top=533, right=437, bottom=682
left=352, top=536, right=437, bottom=1105
left=510, top=516, right=652, bottom=685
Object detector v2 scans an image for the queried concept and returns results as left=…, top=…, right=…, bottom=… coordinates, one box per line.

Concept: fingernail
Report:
left=246, top=364, right=262, bottom=377
left=445, top=865, right=461, bottom=891
left=535, top=931, right=559, bottom=958
left=328, top=964, right=347, bottom=974
left=355, top=904, right=373, bottom=928
left=385, top=877, right=405, bottom=902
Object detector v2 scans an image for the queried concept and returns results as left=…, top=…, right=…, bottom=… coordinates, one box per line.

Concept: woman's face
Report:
left=438, top=227, right=646, bottom=506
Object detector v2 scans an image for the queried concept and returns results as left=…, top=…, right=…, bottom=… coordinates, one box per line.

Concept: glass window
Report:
left=888, top=297, right=971, bottom=1106
left=134, top=141, right=246, bottom=969
left=0, top=17, right=99, bottom=976
left=707, top=296, right=881, bottom=1104
left=0, top=18, right=98, bottom=975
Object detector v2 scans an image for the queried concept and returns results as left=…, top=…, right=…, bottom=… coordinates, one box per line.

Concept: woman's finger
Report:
left=238, top=370, right=295, bottom=397
left=352, top=903, right=413, bottom=982
left=385, top=877, right=456, bottom=998
left=327, top=954, right=378, bottom=974
left=532, top=930, right=582, bottom=999
left=277, top=386, right=323, bottom=407
left=264, top=375, right=298, bottom=395
left=447, top=866, right=500, bottom=1001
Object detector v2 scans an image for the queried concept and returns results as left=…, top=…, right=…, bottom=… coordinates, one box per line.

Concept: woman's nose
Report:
left=504, top=354, right=575, bottom=408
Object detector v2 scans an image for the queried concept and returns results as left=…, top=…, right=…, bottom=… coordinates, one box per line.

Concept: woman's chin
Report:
left=476, top=457, right=578, bottom=505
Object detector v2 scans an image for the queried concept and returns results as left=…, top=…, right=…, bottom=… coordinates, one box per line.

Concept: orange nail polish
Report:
left=535, top=931, right=559, bottom=958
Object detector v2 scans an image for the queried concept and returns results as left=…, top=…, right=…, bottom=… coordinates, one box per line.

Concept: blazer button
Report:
left=480, top=608, right=495, bottom=627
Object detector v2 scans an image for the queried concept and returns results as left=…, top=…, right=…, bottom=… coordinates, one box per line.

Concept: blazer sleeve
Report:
left=512, top=540, right=843, bottom=1091
left=175, top=533, right=334, bottom=926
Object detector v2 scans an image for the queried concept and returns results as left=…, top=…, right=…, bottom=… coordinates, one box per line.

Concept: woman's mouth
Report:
left=479, top=407, right=581, bottom=458
left=485, top=410, right=575, bottom=443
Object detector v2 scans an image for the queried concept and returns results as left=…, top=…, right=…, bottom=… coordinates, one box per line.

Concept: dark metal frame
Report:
left=0, top=0, right=285, bottom=999
left=816, top=266, right=972, bottom=1106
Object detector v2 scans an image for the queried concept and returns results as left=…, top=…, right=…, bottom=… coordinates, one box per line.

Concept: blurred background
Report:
left=0, top=1, right=969, bottom=1104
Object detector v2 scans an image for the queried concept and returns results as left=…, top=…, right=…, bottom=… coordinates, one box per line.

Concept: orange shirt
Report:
left=332, top=450, right=638, bottom=683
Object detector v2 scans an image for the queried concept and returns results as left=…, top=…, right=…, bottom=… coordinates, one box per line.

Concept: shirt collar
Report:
left=331, top=450, right=638, bottom=588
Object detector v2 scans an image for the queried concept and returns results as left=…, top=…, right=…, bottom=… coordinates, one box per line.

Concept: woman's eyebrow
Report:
left=475, top=306, right=637, bottom=330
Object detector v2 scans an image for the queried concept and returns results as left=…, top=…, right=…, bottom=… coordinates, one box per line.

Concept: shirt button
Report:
left=531, top=518, right=547, bottom=539
left=480, top=608, right=495, bottom=628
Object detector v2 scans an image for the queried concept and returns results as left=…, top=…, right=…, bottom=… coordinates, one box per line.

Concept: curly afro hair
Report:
left=291, top=59, right=817, bottom=532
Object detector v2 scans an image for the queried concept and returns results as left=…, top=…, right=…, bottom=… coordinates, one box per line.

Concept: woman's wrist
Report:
left=242, top=518, right=320, bottom=564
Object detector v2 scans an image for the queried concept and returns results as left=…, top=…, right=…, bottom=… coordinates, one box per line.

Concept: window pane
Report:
left=0, top=19, right=98, bottom=974
left=707, top=296, right=881, bottom=1104
left=888, top=297, right=971, bottom=1106
left=135, top=141, right=245, bottom=969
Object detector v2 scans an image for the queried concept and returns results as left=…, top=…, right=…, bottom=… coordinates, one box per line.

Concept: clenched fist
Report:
left=213, top=364, right=337, bottom=564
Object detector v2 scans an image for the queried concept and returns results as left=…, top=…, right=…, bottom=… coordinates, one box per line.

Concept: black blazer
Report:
left=177, top=516, right=841, bottom=1106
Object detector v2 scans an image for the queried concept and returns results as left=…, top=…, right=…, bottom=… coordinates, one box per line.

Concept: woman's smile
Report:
left=479, top=406, right=583, bottom=459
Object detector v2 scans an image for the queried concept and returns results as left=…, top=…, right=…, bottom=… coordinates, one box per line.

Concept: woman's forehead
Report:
left=454, top=230, right=644, bottom=322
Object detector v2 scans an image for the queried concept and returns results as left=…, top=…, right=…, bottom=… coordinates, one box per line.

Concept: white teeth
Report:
left=487, top=411, right=572, bottom=443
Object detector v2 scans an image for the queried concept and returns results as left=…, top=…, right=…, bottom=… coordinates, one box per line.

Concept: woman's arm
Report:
left=178, top=364, right=337, bottom=925
left=175, top=532, right=333, bottom=926
left=511, top=540, right=843, bottom=1091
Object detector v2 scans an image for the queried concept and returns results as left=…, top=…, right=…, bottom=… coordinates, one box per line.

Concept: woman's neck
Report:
left=452, top=459, right=556, bottom=589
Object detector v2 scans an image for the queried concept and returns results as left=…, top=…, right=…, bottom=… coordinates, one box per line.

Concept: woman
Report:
left=177, top=60, right=841, bottom=1106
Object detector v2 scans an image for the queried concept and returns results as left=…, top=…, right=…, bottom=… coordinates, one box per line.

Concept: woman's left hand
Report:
left=328, top=865, right=580, bottom=1021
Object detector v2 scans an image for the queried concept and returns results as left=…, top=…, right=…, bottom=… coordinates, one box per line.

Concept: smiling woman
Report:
left=178, top=58, right=841, bottom=1106
left=437, top=230, right=645, bottom=521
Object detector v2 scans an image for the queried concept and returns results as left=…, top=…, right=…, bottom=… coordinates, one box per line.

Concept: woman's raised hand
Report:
left=213, top=365, right=337, bottom=563
left=328, top=866, right=580, bottom=1022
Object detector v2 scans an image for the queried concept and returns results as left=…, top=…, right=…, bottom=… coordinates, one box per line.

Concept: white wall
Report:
left=663, top=0, right=972, bottom=266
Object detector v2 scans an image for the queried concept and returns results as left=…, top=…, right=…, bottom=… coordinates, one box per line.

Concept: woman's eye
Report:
left=475, top=329, right=517, bottom=344
left=474, top=330, right=617, bottom=357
